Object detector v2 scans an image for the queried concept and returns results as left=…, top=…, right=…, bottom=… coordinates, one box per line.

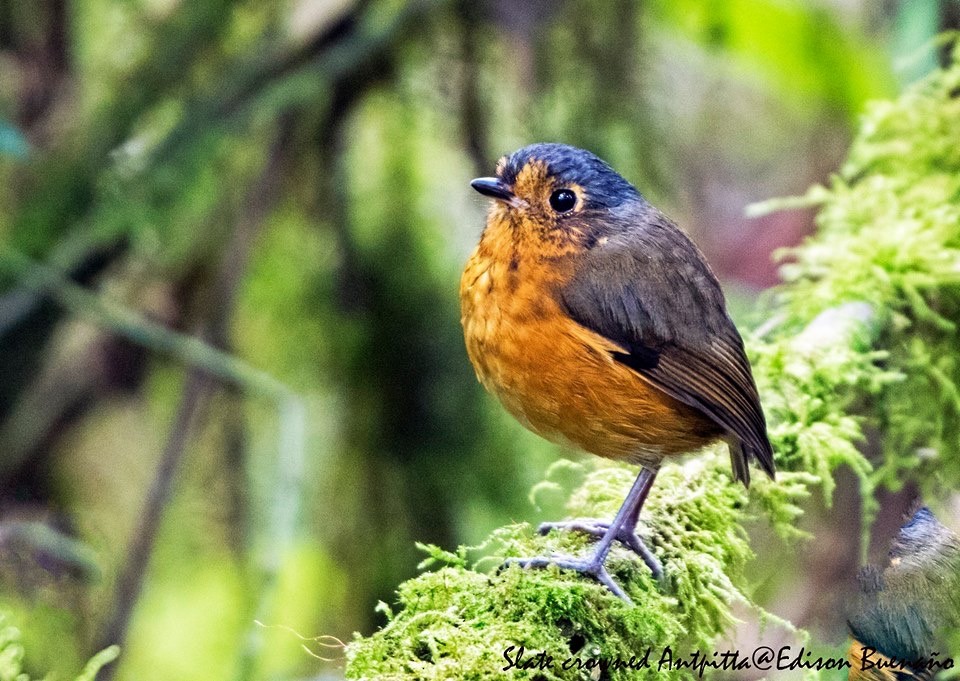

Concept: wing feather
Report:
left=559, top=208, right=775, bottom=484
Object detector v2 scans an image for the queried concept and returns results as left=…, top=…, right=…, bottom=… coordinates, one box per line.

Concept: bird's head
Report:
left=470, top=143, right=645, bottom=249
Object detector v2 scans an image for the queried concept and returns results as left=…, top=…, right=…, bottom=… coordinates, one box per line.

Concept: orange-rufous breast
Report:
left=460, top=209, right=720, bottom=467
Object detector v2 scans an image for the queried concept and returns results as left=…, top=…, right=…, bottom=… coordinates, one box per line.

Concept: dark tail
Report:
left=729, top=438, right=775, bottom=488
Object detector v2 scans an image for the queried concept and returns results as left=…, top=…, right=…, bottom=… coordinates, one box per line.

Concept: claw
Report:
left=503, top=468, right=664, bottom=601
left=538, top=518, right=663, bottom=580
left=503, top=554, right=632, bottom=603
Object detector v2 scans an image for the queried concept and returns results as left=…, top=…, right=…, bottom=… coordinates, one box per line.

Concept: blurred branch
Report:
left=1, top=0, right=71, bottom=131
left=0, top=249, right=292, bottom=400
left=308, top=1, right=437, bottom=314
left=93, top=370, right=214, bottom=678
left=0, top=0, right=437, bottom=476
left=151, top=0, right=440, bottom=165
left=0, top=0, right=246, bottom=465
left=0, top=0, right=435, bottom=435
left=8, top=0, right=245, bottom=257
left=0, top=519, right=100, bottom=580
left=85, top=119, right=300, bottom=678
left=0, top=117, right=301, bottom=678
left=0, top=238, right=128, bottom=431
left=456, top=0, right=491, bottom=175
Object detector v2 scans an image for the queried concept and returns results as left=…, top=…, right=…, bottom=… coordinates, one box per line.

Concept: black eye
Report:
left=549, top=188, right=577, bottom=213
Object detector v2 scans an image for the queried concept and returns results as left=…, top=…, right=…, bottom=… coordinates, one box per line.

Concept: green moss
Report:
left=759, top=41, right=960, bottom=496
left=0, top=613, right=118, bottom=681
left=346, top=46, right=960, bottom=680
left=347, top=455, right=772, bottom=680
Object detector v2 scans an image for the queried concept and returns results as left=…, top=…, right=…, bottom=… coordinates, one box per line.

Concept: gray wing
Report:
left=559, top=212, right=774, bottom=485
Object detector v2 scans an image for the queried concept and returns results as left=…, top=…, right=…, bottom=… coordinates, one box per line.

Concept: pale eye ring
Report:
left=549, top=188, right=577, bottom=213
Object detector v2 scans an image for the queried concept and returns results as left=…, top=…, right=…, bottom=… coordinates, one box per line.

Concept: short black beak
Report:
left=470, top=177, right=515, bottom=202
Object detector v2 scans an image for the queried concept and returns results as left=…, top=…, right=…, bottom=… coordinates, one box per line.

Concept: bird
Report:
left=846, top=506, right=960, bottom=680
left=459, top=142, right=775, bottom=601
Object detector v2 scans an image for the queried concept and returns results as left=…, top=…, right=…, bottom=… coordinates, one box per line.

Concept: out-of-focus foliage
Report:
left=650, top=0, right=894, bottom=115
left=0, top=613, right=118, bottom=681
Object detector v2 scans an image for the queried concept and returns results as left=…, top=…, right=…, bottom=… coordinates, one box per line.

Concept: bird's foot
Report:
left=538, top=519, right=663, bottom=579
left=502, top=554, right=632, bottom=603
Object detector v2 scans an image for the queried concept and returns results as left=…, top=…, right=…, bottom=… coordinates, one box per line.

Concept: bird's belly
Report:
left=460, top=258, right=719, bottom=465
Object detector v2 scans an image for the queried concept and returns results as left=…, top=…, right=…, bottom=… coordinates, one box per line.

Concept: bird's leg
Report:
left=537, top=468, right=663, bottom=579
left=504, top=467, right=661, bottom=603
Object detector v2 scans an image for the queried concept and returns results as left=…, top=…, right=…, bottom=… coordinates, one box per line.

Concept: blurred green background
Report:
left=0, top=1, right=954, bottom=679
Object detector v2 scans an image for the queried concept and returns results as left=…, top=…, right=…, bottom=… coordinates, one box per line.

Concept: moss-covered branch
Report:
left=345, top=46, right=960, bottom=680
